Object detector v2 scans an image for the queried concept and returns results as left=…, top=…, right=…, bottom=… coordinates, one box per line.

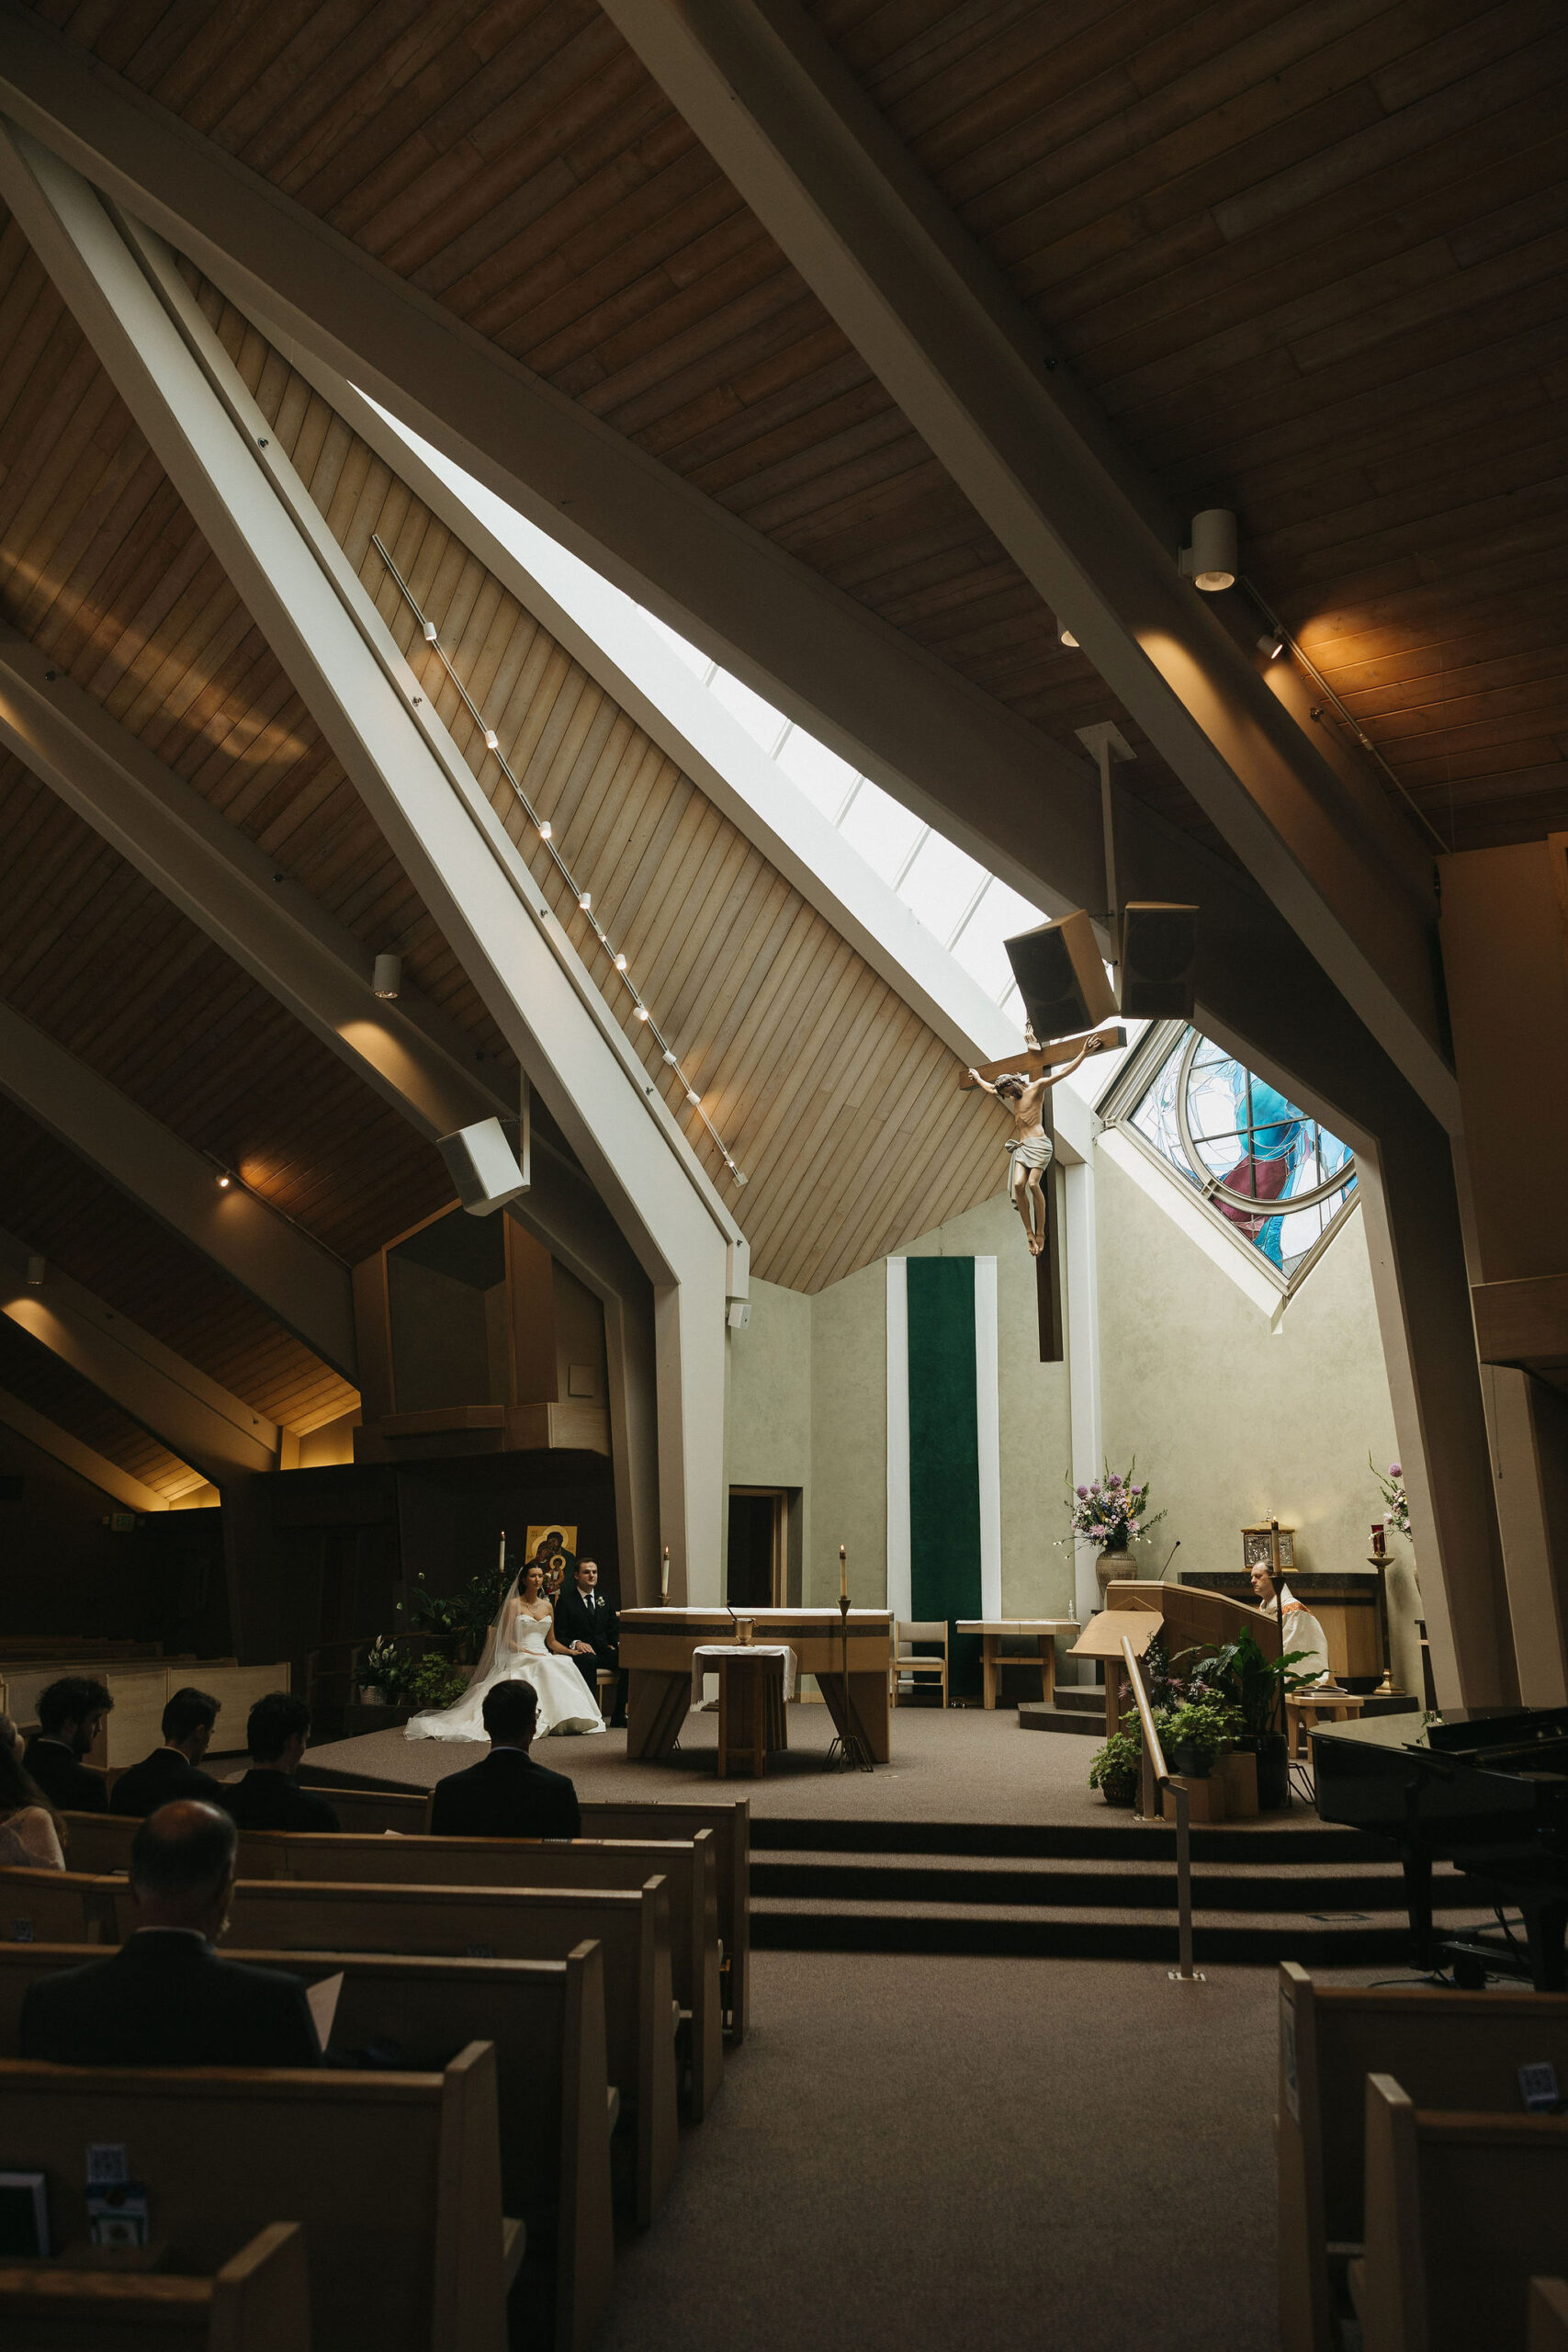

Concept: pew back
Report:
left=174, top=1876, right=677, bottom=2227
left=577, top=1799, right=750, bottom=2041
left=0, top=1867, right=116, bottom=1946
left=0, top=2044, right=509, bottom=2352
left=1279, top=1964, right=1568, bottom=2352
left=1531, top=2279, right=1568, bottom=2352
left=0, top=1942, right=610, bottom=2352
left=1359, top=2075, right=1568, bottom=2352
left=0, top=2220, right=310, bottom=2350
left=238, top=1829, right=721, bottom=2120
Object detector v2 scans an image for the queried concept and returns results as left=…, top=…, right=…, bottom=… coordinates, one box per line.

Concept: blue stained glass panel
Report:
left=1129, top=1029, right=1356, bottom=1282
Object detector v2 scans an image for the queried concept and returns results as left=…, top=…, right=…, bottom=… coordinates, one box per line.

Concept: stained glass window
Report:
left=1126, top=1027, right=1357, bottom=1284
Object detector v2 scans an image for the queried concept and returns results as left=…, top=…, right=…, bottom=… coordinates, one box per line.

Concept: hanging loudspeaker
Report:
left=436, top=1117, right=529, bottom=1216
left=1003, top=910, right=1118, bottom=1042
left=1117, top=903, right=1200, bottom=1021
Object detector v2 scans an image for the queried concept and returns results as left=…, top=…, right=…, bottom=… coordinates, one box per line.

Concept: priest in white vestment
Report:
left=1248, top=1560, right=1333, bottom=1686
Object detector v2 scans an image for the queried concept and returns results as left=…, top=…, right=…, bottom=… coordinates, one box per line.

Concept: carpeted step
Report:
left=749, top=1815, right=1391, bottom=1864
left=1018, top=1701, right=1103, bottom=1736
left=750, top=1853, right=1474, bottom=1916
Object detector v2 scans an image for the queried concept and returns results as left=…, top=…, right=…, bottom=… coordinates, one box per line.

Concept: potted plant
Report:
left=1089, top=1722, right=1143, bottom=1808
left=1161, top=1693, right=1238, bottom=1781
left=359, top=1634, right=402, bottom=1707
left=1063, top=1461, right=1166, bottom=1596
left=1179, top=1630, right=1317, bottom=1810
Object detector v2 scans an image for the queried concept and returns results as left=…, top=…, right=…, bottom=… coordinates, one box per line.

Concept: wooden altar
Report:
left=619, top=1608, right=894, bottom=1764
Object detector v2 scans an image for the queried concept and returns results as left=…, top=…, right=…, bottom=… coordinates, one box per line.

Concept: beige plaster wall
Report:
left=1094, top=1148, right=1417, bottom=1679
left=807, top=1257, right=887, bottom=1604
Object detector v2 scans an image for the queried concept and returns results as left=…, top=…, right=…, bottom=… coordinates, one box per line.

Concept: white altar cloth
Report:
left=691, top=1643, right=797, bottom=1709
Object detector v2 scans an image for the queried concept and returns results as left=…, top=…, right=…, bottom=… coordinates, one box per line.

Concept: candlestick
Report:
left=839, top=1544, right=847, bottom=1602
left=660, top=1545, right=670, bottom=1604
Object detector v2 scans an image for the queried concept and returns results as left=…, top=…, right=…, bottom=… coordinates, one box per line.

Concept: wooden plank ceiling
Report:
left=0, top=1309, right=199, bottom=1498
left=21, top=0, right=1566, bottom=850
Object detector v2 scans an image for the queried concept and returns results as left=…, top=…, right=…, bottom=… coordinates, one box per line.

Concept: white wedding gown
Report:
left=406, top=1604, right=605, bottom=1742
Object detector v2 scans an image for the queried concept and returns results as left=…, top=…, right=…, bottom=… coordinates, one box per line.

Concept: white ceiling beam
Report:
left=0, top=1227, right=279, bottom=1483
left=0, top=610, right=661, bottom=1597
left=0, top=1382, right=170, bottom=1512
left=0, top=996, right=357, bottom=1382
left=0, top=1, right=1105, bottom=922
left=0, top=130, right=730, bottom=1594
left=595, top=0, right=1456, bottom=1134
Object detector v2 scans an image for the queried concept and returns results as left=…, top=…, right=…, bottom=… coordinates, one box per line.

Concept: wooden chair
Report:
left=1278, top=1962, right=1568, bottom=2352
left=0, top=1942, right=612, bottom=2352
left=1530, top=2280, right=1568, bottom=2352
left=194, top=1875, right=678, bottom=2229
left=889, top=1619, right=949, bottom=1708
left=1353, top=2073, right=1568, bottom=2351
left=0, top=2221, right=309, bottom=2350
left=233, top=1826, right=724, bottom=2124
left=0, top=2044, right=521, bottom=2352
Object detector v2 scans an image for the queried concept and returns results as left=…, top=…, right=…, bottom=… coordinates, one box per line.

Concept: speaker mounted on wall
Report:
left=1003, top=910, right=1118, bottom=1042
left=436, top=1117, right=529, bottom=1216
left=1117, top=903, right=1200, bottom=1022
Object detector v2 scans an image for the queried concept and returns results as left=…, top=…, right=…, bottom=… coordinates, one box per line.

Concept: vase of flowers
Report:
left=1370, top=1455, right=1412, bottom=1542
left=1064, top=1463, right=1164, bottom=1596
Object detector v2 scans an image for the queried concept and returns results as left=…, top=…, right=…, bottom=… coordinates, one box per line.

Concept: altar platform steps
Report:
left=749, top=1818, right=1483, bottom=1966
left=1018, top=1686, right=1112, bottom=1737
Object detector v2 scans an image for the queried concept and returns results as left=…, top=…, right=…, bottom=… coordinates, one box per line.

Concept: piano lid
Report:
left=1312, top=1702, right=1568, bottom=1759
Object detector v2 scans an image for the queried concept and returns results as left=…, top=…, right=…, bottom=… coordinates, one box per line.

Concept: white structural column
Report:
left=597, top=0, right=1455, bottom=1131
left=0, top=130, right=738, bottom=1598
left=0, top=1228, right=277, bottom=1484
left=0, top=1384, right=172, bottom=1512
left=0, top=996, right=356, bottom=1382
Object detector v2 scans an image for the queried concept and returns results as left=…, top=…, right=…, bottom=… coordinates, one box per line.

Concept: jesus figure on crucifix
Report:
left=967, top=1034, right=1104, bottom=1256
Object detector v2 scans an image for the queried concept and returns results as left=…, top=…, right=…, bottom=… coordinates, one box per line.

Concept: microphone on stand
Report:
left=1158, top=1540, right=1181, bottom=1581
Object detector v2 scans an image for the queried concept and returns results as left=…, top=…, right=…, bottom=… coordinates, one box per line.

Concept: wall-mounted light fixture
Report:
left=1057, top=616, right=1079, bottom=649
left=25, top=1254, right=45, bottom=1286
left=216, top=1172, right=232, bottom=1191
left=371, top=952, right=402, bottom=1000
left=1180, top=508, right=1238, bottom=592
left=1257, top=629, right=1285, bottom=661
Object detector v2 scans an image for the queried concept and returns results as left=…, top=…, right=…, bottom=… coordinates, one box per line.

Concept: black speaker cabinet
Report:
left=1003, top=910, right=1117, bottom=1041
left=1118, top=902, right=1199, bottom=1021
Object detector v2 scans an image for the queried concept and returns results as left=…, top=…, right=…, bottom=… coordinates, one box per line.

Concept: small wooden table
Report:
left=1286, top=1687, right=1367, bottom=1759
left=957, top=1620, right=1080, bottom=1710
left=700, top=1647, right=789, bottom=1778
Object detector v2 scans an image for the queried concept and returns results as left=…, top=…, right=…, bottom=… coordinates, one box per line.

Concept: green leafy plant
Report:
left=1089, top=1721, right=1144, bottom=1792
left=1162, top=1693, right=1240, bottom=1774
left=1179, top=1631, right=1318, bottom=1738
left=400, top=1655, right=471, bottom=1711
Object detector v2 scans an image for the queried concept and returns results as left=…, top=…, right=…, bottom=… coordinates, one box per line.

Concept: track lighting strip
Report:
left=373, top=538, right=748, bottom=1187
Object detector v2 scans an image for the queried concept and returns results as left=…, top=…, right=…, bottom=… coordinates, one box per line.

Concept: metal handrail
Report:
left=1122, top=1635, right=1202, bottom=1984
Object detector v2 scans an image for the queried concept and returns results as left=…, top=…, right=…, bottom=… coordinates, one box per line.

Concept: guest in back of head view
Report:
left=220, top=1693, right=340, bottom=1833
left=111, top=1686, right=225, bottom=1817
left=0, top=1713, right=66, bottom=1870
left=23, top=1676, right=113, bottom=1814
left=18, top=1800, right=321, bottom=2067
left=429, top=1680, right=581, bottom=1840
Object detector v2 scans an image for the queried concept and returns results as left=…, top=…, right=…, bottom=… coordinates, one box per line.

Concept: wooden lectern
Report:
left=1070, top=1582, right=1282, bottom=1738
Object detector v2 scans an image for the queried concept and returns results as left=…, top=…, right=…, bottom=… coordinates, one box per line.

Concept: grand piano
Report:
left=1313, top=1705, right=1568, bottom=1988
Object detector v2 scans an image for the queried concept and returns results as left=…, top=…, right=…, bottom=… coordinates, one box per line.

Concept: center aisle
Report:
left=594, top=1949, right=1282, bottom=2352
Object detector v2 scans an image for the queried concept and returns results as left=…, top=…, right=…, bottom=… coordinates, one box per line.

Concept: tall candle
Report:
left=660, top=1545, right=671, bottom=1600
left=839, top=1544, right=847, bottom=1601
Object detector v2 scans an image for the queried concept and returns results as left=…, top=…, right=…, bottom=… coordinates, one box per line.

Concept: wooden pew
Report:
left=1355, top=2073, right=1568, bottom=2351
left=0, top=1944, right=612, bottom=2352
left=1279, top=1962, right=1568, bottom=2352
left=0, top=2044, right=520, bottom=2352
left=237, top=1828, right=720, bottom=2122
left=0, top=1866, right=117, bottom=1946
left=0, top=2221, right=309, bottom=2350
left=1531, top=2280, right=1568, bottom=2352
left=133, top=1876, right=679, bottom=2228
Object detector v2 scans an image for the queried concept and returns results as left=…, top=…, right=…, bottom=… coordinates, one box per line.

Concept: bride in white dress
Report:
left=405, top=1561, right=605, bottom=1743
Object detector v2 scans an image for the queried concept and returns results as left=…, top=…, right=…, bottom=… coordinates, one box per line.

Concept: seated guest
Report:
left=18, top=1800, right=320, bottom=2068
left=220, top=1693, right=340, bottom=1832
left=430, top=1680, right=581, bottom=1840
left=553, top=1556, right=627, bottom=1725
left=23, top=1676, right=113, bottom=1813
left=111, top=1686, right=225, bottom=1816
left=0, top=1713, right=66, bottom=1869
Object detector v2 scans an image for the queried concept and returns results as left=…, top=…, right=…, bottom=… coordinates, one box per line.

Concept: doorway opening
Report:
left=727, top=1487, right=790, bottom=1608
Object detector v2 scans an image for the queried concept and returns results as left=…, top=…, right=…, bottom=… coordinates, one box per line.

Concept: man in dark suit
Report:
left=430, top=1681, right=581, bottom=1839
left=23, top=1676, right=113, bottom=1814
left=220, top=1693, right=340, bottom=1833
left=18, top=1800, right=320, bottom=2067
left=552, top=1557, right=626, bottom=1726
left=111, top=1687, right=225, bottom=1816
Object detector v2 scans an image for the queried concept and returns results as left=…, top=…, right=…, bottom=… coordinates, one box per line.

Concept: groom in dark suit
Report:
left=429, top=1682, right=581, bottom=1839
left=553, top=1557, right=626, bottom=1726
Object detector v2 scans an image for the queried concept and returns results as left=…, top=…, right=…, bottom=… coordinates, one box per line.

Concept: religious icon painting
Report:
left=525, top=1525, right=579, bottom=1588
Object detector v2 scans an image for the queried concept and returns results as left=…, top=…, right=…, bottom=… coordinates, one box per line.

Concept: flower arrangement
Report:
left=1064, top=1461, right=1164, bottom=1550
left=1370, top=1455, right=1412, bottom=1541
